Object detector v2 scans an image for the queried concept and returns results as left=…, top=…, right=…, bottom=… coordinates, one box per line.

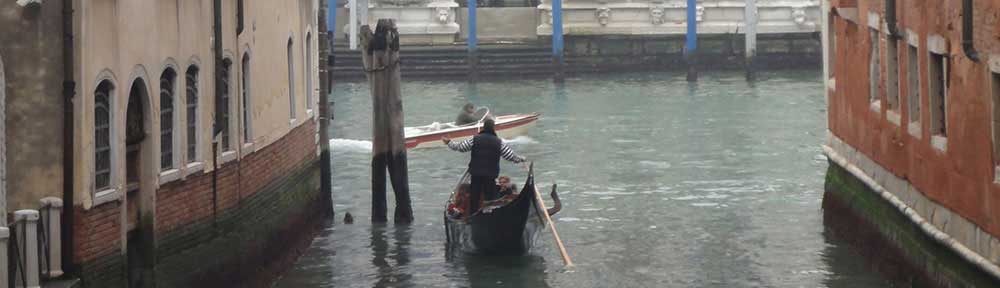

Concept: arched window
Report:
left=287, top=38, right=296, bottom=120
left=186, top=66, right=199, bottom=163
left=219, top=59, right=232, bottom=150
left=305, top=33, right=313, bottom=112
left=160, top=68, right=177, bottom=171
left=94, top=81, right=115, bottom=192
left=241, top=53, right=252, bottom=143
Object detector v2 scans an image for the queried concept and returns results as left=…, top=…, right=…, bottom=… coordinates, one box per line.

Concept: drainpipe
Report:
left=961, top=0, right=979, bottom=61
left=212, top=0, right=222, bottom=227
left=237, top=0, right=244, bottom=35
left=319, top=0, right=335, bottom=216
left=61, top=0, right=76, bottom=276
left=885, top=0, right=899, bottom=39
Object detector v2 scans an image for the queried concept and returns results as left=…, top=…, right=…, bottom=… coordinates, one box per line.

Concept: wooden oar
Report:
left=534, top=184, right=574, bottom=267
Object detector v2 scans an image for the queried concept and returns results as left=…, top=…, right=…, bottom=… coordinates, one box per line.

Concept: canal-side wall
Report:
left=558, top=33, right=819, bottom=71
left=330, top=5, right=820, bottom=79
left=73, top=120, right=325, bottom=288
left=824, top=0, right=1000, bottom=284
left=0, top=0, right=67, bottom=214
left=823, top=135, right=1000, bottom=287
left=331, top=34, right=820, bottom=80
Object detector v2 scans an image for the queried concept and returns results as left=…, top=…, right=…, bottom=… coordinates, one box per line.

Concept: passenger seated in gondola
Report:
left=497, top=175, right=518, bottom=200
left=455, top=103, right=478, bottom=126
left=448, top=183, right=474, bottom=217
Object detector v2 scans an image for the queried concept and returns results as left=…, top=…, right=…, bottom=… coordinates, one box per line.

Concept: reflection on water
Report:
left=452, top=253, right=550, bottom=288
left=274, top=71, right=889, bottom=287
left=369, top=224, right=413, bottom=287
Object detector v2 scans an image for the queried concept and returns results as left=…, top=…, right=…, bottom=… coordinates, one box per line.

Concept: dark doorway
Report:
left=125, top=79, right=154, bottom=287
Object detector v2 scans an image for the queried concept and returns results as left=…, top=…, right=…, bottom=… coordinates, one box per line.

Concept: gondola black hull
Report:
left=445, top=174, right=544, bottom=255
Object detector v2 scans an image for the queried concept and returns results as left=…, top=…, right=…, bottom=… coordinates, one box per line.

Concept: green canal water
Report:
left=272, top=71, right=890, bottom=287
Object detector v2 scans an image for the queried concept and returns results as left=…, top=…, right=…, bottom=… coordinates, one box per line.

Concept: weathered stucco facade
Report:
left=824, top=0, right=1000, bottom=285
left=72, top=0, right=320, bottom=210
left=3, top=0, right=328, bottom=287
left=0, top=0, right=67, bottom=215
left=72, top=0, right=324, bottom=286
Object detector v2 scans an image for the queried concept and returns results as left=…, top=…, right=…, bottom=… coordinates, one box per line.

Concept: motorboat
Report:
left=404, top=108, right=539, bottom=149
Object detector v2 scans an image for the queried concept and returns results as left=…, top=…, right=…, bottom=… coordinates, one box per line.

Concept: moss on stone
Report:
left=824, top=162, right=999, bottom=287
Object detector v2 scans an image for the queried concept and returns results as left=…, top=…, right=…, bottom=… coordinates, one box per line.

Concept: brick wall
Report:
left=72, top=119, right=324, bottom=287
left=828, top=0, right=1000, bottom=240
left=73, top=201, right=124, bottom=287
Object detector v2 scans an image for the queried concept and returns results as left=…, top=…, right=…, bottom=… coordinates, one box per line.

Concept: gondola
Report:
left=444, top=167, right=552, bottom=255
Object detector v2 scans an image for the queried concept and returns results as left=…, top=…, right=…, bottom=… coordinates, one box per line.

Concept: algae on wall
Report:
left=822, top=162, right=999, bottom=287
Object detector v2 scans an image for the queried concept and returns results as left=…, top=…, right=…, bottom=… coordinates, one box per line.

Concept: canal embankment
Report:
left=331, top=35, right=820, bottom=80
left=330, top=2, right=821, bottom=80
left=822, top=135, right=1000, bottom=287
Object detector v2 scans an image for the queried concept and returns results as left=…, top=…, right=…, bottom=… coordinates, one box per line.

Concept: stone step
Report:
left=332, top=51, right=552, bottom=61
left=333, top=46, right=550, bottom=55
left=332, top=56, right=556, bottom=67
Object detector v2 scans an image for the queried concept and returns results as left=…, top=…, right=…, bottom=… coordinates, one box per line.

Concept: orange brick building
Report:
left=822, top=0, right=1000, bottom=285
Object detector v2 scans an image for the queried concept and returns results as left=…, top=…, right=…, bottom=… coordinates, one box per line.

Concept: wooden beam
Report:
left=360, top=20, right=413, bottom=223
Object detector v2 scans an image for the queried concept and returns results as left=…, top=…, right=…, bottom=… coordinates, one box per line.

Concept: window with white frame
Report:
left=287, top=39, right=296, bottom=120
left=305, top=33, right=313, bottom=112
left=826, top=11, right=836, bottom=86
left=929, top=51, right=947, bottom=137
left=869, top=28, right=881, bottom=106
left=186, top=66, right=199, bottom=163
left=94, top=81, right=114, bottom=192
left=886, top=37, right=900, bottom=113
left=992, top=72, right=1000, bottom=171
left=219, top=59, right=233, bottom=151
left=160, top=68, right=177, bottom=171
left=241, top=53, right=252, bottom=143
left=907, top=44, right=920, bottom=126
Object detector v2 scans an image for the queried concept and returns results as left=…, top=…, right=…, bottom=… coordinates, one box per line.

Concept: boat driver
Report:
left=443, top=117, right=527, bottom=214
left=455, top=103, right=478, bottom=126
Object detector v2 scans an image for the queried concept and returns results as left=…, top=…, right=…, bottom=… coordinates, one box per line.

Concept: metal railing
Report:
left=9, top=215, right=30, bottom=288
left=1, top=198, right=64, bottom=288
left=37, top=202, right=54, bottom=280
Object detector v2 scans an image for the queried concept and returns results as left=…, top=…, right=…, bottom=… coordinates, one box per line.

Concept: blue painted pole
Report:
left=468, top=0, right=478, bottom=51
left=329, top=0, right=337, bottom=44
left=552, top=0, right=564, bottom=81
left=685, top=0, right=698, bottom=81
left=467, top=0, right=478, bottom=79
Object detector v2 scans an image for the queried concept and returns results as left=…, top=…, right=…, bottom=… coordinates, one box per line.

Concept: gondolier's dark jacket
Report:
left=447, top=130, right=526, bottom=177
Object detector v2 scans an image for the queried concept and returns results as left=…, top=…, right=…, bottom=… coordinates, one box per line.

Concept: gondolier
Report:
left=443, top=117, right=527, bottom=214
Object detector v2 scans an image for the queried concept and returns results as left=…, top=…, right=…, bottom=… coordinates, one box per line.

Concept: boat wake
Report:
left=329, top=138, right=372, bottom=153
left=504, top=136, right=537, bottom=145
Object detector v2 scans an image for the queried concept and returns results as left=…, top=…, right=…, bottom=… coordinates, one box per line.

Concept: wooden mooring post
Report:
left=360, top=19, right=414, bottom=223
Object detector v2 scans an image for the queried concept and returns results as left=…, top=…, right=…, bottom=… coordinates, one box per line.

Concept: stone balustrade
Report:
left=339, top=0, right=820, bottom=44
left=536, top=0, right=820, bottom=36
left=345, top=0, right=461, bottom=44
